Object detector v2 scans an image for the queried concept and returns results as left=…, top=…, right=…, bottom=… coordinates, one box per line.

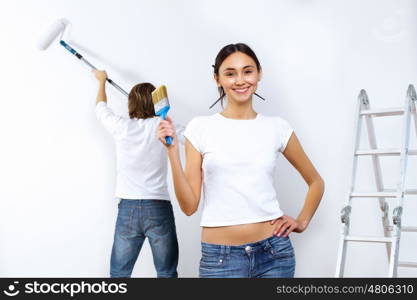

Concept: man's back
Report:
left=96, top=102, right=169, bottom=200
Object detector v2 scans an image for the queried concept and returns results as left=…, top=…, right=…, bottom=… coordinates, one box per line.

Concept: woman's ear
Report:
left=214, top=74, right=221, bottom=87
left=258, top=69, right=263, bottom=82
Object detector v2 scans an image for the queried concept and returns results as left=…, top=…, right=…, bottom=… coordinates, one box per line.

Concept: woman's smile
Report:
left=232, top=86, right=250, bottom=94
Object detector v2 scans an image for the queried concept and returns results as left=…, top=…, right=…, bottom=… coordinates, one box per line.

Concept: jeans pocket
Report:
left=147, top=217, right=175, bottom=236
left=148, top=205, right=172, bottom=219
left=147, top=205, right=175, bottom=236
left=200, top=250, right=225, bottom=268
left=115, top=206, right=134, bottom=237
left=268, top=237, right=295, bottom=260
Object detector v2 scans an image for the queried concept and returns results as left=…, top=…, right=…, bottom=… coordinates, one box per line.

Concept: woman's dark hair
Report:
left=128, top=82, right=156, bottom=119
left=210, top=43, right=264, bottom=109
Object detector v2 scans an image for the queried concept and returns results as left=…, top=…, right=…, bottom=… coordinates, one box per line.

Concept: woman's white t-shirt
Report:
left=183, top=113, right=293, bottom=227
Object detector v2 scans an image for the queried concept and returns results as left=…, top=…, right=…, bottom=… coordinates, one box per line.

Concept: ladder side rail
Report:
left=335, top=90, right=366, bottom=277
left=388, top=85, right=413, bottom=277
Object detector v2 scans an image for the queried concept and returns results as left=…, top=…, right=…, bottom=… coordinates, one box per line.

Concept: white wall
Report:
left=0, top=0, right=416, bottom=277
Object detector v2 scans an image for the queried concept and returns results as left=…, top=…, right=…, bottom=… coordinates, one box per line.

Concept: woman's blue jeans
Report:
left=110, top=199, right=179, bottom=278
left=199, top=235, right=295, bottom=278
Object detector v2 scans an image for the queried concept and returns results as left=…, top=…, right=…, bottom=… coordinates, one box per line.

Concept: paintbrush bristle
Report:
left=151, top=85, right=168, bottom=104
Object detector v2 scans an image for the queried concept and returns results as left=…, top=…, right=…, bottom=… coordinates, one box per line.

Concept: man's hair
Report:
left=128, top=82, right=156, bottom=119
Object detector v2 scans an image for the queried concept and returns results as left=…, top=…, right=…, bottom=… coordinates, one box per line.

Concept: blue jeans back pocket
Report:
left=115, top=206, right=134, bottom=237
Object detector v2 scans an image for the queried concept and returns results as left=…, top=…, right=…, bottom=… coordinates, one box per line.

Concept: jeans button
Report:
left=245, top=246, right=251, bottom=252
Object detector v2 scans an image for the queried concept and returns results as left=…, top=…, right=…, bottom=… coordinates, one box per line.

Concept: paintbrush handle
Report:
left=162, top=114, right=172, bottom=145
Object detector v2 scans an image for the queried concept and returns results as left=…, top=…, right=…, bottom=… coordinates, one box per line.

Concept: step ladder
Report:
left=335, top=84, right=417, bottom=277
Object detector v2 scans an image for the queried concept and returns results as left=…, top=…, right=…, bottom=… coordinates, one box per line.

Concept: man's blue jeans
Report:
left=110, top=199, right=179, bottom=278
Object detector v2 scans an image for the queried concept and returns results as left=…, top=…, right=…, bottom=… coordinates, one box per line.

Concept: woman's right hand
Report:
left=157, top=116, right=178, bottom=149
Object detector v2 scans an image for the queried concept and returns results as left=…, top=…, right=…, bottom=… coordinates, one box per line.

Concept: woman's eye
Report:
left=225, top=73, right=234, bottom=76
left=245, top=70, right=253, bottom=74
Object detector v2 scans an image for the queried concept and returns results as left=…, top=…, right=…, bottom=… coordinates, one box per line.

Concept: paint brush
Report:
left=152, top=85, right=172, bottom=145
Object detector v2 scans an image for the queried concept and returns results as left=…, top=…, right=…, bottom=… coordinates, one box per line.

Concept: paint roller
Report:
left=38, top=18, right=128, bottom=97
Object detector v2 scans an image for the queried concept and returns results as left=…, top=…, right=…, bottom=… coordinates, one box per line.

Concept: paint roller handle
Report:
left=81, top=64, right=128, bottom=97
left=88, top=67, right=128, bottom=97
left=60, top=40, right=129, bottom=97
left=81, top=63, right=129, bottom=97
left=106, top=78, right=129, bottom=97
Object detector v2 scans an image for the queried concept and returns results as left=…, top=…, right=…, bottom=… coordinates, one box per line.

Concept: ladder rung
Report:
left=360, top=107, right=405, bottom=117
left=345, top=235, right=393, bottom=243
left=406, top=189, right=417, bottom=195
left=398, top=261, right=417, bottom=268
left=350, top=192, right=398, bottom=198
left=383, top=189, right=417, bottom=195
left=355, top=149, right=417, bottom=156
left=401, top=226, right=417, bottom=232
left=356, top=149, right=400, bottom=156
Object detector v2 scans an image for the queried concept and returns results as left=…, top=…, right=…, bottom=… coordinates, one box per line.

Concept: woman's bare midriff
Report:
left=201, top=220, right=275, bottom=246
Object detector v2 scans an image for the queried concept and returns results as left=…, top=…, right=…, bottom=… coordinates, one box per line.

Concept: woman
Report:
left=93, top=70, right=179, bottom=278
left=157, top=43, right=324, bottom=278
